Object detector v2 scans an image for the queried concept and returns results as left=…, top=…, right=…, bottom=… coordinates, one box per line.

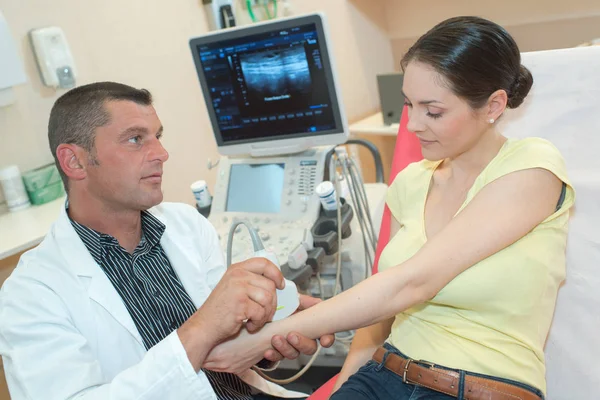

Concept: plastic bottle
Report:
left=190, top=180, right=212, bottom=208
left=315, top=181, right=337, bottom=211
left=0, top=165, right=31, bottom=212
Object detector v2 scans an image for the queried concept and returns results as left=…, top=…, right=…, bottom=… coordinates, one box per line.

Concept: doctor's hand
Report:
left=264, top=295, right=335, bottom=363
left=202, top=296, right=336, bottom=375
left=203, top=327, right=272, bottom=375
left=189, top=257, right=284, bottom=346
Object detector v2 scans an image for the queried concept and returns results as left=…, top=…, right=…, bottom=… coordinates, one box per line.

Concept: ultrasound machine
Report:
left=189, top=13, right=387, bottom=368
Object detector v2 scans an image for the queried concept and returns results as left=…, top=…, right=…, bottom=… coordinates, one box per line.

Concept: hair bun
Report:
left=507, top=65, right=533, bottom=109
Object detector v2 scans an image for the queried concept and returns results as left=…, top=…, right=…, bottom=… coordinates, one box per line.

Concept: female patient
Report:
left=206, top=16, right=574, bottom=400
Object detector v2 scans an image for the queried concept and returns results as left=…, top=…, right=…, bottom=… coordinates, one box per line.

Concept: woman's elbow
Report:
left=379, top=266, right=439, bottom=317
left=406, top=266, right=440, bottom=303
left=389, top=281, right=435, bottom=316
left=414, top=282, right=437, bottom=304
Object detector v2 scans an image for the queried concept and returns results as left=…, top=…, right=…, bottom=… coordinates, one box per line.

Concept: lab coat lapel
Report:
left=53, top=205, right=145, bottom=347
left=152, top=208, right=209, bottom=309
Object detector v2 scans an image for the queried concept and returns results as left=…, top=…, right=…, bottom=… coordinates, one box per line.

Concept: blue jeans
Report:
left=331, top=343, right=545, bottom=400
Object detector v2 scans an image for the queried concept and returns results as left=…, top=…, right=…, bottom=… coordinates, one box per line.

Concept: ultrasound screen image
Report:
left=194, top=22, right=339, bottom=143
left=240, top=45, right=312, bottom=108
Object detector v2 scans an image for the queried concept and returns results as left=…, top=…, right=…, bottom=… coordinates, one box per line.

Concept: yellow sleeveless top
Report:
left=378, top=138, right=574, bottom=394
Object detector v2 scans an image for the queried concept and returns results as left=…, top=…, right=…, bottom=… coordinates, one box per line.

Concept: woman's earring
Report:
left=488, top=118, right=495, bottom=124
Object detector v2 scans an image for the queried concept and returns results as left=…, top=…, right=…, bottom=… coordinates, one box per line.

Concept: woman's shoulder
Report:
left=390, top=159, right=437, bottom=188
left=486, top=136, right=569, bottom=185
left=499, top=137, right=564, bottom=163
left=386, top=159, right=435, bottom=219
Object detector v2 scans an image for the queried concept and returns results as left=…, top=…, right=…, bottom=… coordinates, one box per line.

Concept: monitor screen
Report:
left=190, top=14, right=346, bottom=154
left=226, top=163, right=285, bottom=213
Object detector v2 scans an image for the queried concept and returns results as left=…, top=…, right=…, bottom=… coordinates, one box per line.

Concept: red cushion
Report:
left=307, top=107, right=422, bottom=399
left=306, top=374, right=339, bottom=399
left=372, top=106, right=422, bottom=273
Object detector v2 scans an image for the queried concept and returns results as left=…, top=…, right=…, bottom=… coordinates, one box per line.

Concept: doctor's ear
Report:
left=56, top=144, right=88, bottom=182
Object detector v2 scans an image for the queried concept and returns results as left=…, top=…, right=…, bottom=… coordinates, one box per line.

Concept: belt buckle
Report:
left=402, top=358, right=435, bottom=384
left=416, top=359, right=435, bottom=369
left=402, top=359, right=413, bottom=384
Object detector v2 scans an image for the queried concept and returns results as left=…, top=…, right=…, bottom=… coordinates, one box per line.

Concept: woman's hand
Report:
left=202, top=327, right=272, bottom=375
left=202, top=296, right=335, bottom=375
left=264, top=295, right=335, bottom=362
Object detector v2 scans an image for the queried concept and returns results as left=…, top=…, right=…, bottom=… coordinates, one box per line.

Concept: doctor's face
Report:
left=402, top=61, right=490, bottom=161
left=84, top=100, right=169, bottom=211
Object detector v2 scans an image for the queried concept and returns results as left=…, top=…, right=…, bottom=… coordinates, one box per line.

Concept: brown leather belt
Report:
left=373, top=347, right=541, bottom=400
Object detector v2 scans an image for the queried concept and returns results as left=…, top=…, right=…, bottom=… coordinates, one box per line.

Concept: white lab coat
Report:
left=0, top=202, right=306, bottom=399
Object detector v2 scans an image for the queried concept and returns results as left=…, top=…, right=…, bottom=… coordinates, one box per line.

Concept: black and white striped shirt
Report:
left=70, top=210, right=252, bottom=400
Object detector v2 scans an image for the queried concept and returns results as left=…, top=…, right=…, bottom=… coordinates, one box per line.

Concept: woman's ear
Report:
left=487, top=89, right=508, bottom=122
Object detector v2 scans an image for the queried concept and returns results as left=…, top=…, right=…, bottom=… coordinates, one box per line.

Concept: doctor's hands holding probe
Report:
left=178, top=256, right=335, bottom=373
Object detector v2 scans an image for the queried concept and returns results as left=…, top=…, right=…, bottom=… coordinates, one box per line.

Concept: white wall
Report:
left=0, top=0, right=394, bottom=206
left=383, top=0, right=600, bottom=67
left=384, top=0, right=600, bottom=39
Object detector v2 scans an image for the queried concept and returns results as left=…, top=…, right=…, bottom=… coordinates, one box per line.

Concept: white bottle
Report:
left=315, top=181, right=337, bottom=211
left=190, top=180, right=212, bottom=208
left=0, top=165, right=31, bottom=212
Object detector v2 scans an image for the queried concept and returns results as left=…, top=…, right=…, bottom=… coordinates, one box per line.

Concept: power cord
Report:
left=345, top=139, right=384, bottom=184
left=226, top=221, right=264, bottom=267
left=337, top=150, right=376, bottom=277
left=322, top=147, right=377, bottom=345
left=254, top=342, right=322, bottom=385
left=246, top=0, right=278, bottom=22
left=343, top=158, right=377, bottom=255
left=312, top=148, right=369, bottom=344
left=226, top=219, right=323, bottom=385
left=323, top=139, right=385, bottom=184
left=332, top=152, right=354, bottom=344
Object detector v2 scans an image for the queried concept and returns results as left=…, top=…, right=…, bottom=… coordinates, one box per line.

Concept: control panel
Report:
left=208, top=147, right=330, bottom=266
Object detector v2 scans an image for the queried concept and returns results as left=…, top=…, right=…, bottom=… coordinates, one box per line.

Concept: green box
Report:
left=22, top=164, right=65, bottom=205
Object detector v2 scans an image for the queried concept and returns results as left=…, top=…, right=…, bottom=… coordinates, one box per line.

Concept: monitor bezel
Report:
left=189, top=13, right=348, bottom=157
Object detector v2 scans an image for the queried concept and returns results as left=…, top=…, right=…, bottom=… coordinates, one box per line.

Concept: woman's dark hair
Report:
left=401, top=16, right=533, bottom=109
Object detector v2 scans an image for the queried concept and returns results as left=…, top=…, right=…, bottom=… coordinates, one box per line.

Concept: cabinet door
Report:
left=0, top=359, right=10, bottom=400
left=0, top=252, right=21, bottom=286
left=0, top=252, right=23, bottom=400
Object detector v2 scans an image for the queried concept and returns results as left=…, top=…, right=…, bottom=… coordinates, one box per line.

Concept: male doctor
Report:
left=0, top=82, right=333, bottom=399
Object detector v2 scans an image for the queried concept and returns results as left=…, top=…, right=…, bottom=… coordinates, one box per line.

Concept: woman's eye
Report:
left=426, top=112, right=442, bottom=119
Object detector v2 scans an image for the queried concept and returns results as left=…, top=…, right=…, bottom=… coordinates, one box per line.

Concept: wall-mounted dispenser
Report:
left=0, top=10, right=27, bottom=107
left=203, top=0, right=236, bottom=30
left=29, top=26, right=76, bottom=89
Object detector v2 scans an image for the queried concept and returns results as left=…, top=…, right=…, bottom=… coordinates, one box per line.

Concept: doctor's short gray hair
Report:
left=48, top=82, right=153, bottom=190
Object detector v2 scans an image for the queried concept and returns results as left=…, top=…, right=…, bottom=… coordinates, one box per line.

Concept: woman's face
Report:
left=402, top=61, right=490, bottom=161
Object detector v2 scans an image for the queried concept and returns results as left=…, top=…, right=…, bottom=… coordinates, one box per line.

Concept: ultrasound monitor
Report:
left=189, top=13, right=348, bottom=156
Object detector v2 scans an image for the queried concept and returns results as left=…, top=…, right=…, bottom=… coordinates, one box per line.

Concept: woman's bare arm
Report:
left=330, top=217, right=402, bottom=394
left=204, top=168, right=562, bottom=374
